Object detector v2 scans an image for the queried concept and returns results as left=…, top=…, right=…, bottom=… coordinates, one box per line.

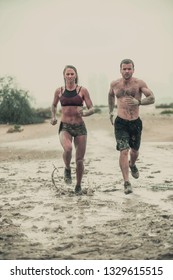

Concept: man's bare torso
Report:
left=112, top=77, right=142, bottom=120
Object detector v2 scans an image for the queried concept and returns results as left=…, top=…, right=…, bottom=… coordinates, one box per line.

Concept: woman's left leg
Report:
left=74, top=135, right=87, bottom=190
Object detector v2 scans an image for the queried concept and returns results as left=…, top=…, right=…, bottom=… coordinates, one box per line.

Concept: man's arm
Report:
left=108, top=83, right=115, bottom=113
left=140, top=81, right=155, bottom=106
left=108, top=83, right=115, bottom=124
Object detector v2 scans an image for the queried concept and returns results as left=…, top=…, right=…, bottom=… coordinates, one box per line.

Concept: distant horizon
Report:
left=32, top=98, right=173, bottom=109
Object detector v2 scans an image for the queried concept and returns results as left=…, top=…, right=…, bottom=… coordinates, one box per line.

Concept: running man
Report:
left=108, top=59, right=155, bottom=194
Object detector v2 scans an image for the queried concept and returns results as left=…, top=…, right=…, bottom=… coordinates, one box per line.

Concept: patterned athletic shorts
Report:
left=59, top=122, right=87, bottom=137
left=114, top=116, right=142, bottom=151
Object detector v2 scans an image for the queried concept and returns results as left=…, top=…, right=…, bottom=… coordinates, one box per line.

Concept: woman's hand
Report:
left=50, top=118, right=57, bottom=125
left=109, top=113, right=114, bottom=125
left=77, top=107, right=84, bottom=117
left=78, top=107, right=95, bottom=117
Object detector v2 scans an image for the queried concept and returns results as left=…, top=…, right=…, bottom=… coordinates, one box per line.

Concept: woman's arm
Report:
left=80, top=87, right=95, bottom=117
left=51, top=88, right=60, bottom=125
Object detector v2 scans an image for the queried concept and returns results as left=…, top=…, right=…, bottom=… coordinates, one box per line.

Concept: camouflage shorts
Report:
left=59, top=122, right=87, bottom=137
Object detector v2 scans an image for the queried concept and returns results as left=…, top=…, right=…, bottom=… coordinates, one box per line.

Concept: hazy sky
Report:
left=0, top=0, right=173, bottom=106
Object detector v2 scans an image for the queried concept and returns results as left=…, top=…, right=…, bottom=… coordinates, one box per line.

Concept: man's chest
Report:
left=114, top=84, right=140, bottom=98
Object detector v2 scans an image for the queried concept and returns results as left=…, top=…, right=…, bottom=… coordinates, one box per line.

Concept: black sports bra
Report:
left=59, top=86, right=83, bottom=107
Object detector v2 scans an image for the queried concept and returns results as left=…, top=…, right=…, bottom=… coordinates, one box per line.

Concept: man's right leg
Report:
left=119, top=149, right=129, bottom=182
left=119, top=149, right=133, bottom=195
left=129, top=148, right=139, bottom=179
left=114, top=117, right=132, bottom=194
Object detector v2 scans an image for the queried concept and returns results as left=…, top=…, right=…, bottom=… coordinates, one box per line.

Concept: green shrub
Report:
left=94, top=106, right=102, bottom=113
left=7, top=124, right=23, bottom=133
left=160, top=110, right=173, bottom=115
left=33, top=107, right=51, bottom=119
left=156, top=103, right=173, bottom=109
left=0, top=76, right=45, bottom=124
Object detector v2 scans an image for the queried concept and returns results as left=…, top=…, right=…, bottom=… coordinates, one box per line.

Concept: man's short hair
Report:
left=120, top=59, right=134, bottom=68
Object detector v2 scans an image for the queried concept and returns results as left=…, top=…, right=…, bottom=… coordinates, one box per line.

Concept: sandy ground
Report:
left=0, top=106, right=173, bottom=260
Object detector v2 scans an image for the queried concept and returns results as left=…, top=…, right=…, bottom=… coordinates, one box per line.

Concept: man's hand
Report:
left=50, top=118, right=57, bottom=125
left=126, top=96, right=140, bottom=106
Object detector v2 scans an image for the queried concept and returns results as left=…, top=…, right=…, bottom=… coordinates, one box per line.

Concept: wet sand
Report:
left=0, top=107, right=173, bottom=260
